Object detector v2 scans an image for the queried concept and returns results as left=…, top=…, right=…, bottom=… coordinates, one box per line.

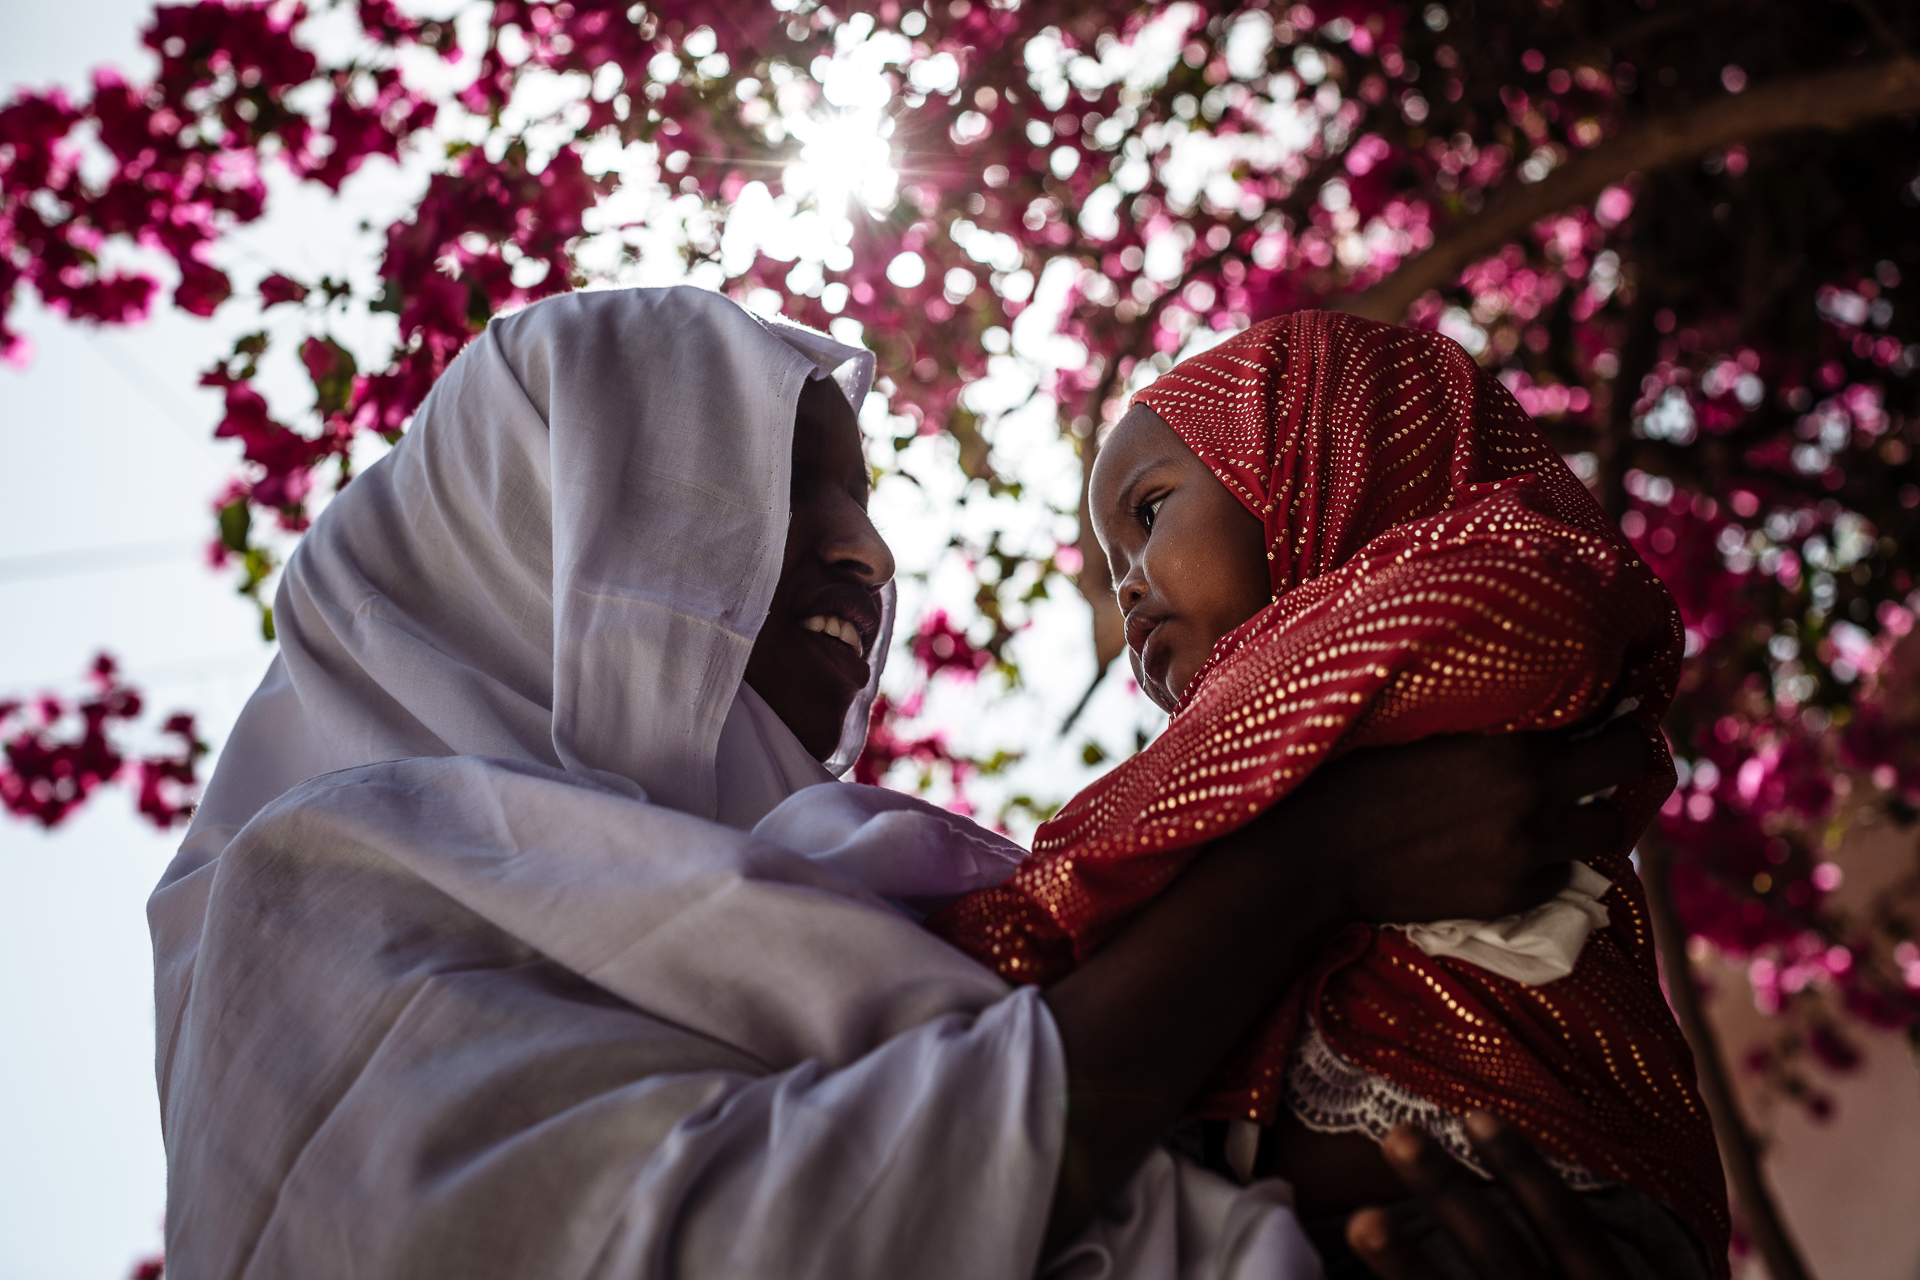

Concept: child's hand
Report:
left=1348, top=1113, right=1629, bottom=1280
left=1269, top=722, right=1655, bottom=923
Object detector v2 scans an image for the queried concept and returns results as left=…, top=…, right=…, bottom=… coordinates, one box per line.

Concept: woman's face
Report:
left=745, top=377, right=896, bottom=760
left=1089, top=403, right=1271, bottom=712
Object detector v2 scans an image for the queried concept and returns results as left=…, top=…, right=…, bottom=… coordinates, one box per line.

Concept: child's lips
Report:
left=1135, top=618, right=1173, bottom=687
left=1124, top=606, right=1163, bottom=655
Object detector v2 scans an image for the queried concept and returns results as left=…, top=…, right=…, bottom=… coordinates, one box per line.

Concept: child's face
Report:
left=1089, top=404, right=1271, bottom=712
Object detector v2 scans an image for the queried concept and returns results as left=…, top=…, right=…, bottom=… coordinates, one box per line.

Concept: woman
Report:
left=150, top=286, right=1657, bottom=1278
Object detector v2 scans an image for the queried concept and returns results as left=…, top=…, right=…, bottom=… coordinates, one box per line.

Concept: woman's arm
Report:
left=161, top=758, right=1072, bottom=1280
left=1041, top=722, right=1652, bottom=1252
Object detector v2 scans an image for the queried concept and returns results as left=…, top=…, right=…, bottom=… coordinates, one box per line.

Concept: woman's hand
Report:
left=1348, top=1114, right=1628, bottom=1280
left=1275, top=722, right=1655, bottom=922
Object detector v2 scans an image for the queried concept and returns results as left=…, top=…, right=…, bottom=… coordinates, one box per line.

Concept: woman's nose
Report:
left=824, top=504, right=896, bottom=586
left=1115, top=560, right=1147, bottom=612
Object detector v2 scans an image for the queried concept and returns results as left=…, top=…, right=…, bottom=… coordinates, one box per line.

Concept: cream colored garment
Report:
left=1047, top=1150, right=1325, bottom=1280
left=1397, top=861, right=1615, bottom=986
left=151, top=287, right=1321, bottom=1280
left=1392, top=698, right=1636, bottom=987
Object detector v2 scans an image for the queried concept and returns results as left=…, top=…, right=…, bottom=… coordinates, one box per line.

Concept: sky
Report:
left=3, top=4, right=292, bottom=1275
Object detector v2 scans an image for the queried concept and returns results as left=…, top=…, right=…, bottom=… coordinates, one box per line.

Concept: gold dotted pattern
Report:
left=926, top=312, right=1724, bottom=1264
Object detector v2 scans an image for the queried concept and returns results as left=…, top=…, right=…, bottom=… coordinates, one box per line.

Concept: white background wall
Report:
left=1710, top=815, right=1920, bottom=1280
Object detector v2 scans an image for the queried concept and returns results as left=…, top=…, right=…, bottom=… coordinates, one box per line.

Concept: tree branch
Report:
left=1639, top=831, right=1815, bottom=1280
left=1338, top=56, right=1920, bottom=322
left=1586, top=0, right=1750, bottom=60
left=1848, top=0, right=1910, bottom=58
left=1070, top=357, right=1129, bottom=691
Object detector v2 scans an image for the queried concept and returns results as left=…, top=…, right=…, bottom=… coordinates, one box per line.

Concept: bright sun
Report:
left=786, top=106, right=899, bottom=217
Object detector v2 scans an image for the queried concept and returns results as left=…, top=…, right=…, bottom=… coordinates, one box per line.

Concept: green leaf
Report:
left=303, top=336, right=360, bottom=417
left=465, top=279, right=494, bottom=329
left=217, top=498, right=251, bottom=553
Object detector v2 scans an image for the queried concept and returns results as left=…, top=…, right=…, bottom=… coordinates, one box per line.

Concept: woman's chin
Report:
left=746, top=627, right=869, bottom=756
left=796, top=625, right=872, bottom=694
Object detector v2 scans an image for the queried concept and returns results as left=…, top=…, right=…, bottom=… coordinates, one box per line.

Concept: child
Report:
left=927, top=312, right=1727, bottom=1278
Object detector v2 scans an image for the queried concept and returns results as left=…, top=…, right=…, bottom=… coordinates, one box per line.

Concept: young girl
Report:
left=927, top=312, right=1728, bottom=1277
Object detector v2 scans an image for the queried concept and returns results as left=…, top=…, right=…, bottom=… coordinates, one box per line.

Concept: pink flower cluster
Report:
left=910, top=609, right=993, bottom=680
left=1626, top=463, right=1920, bottom=1062
left=0, top=654, right=204, bottom=829
left=0, top=1, right=443, bottom=363
left=851, top=691, right=970, bottom=807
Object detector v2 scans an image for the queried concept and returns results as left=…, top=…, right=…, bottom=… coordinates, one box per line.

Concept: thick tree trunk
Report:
left=1073, top=432, right=1124, bottom=671
left=1062, top=365, right=1129, bottom=732
left=1639, top=832, right=1815, bottom=1280
left=1339, top=56, right=1920, bottom=323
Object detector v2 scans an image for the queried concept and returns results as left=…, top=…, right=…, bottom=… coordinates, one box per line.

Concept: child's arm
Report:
left=1037, top=722, right=1654, bottom=1255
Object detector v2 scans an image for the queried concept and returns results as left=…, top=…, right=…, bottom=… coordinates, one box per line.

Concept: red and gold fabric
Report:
left=926, top=312, right=1727, bottom=1270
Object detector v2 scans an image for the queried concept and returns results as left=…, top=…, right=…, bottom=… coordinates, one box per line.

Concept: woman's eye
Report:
left=1136, top=495, right=1166, bottom=532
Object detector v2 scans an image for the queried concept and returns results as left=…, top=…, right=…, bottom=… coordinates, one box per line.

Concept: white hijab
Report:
left=148, top=287, right=1322, bottom=1280
left=182, top=284, right=881, bottom=853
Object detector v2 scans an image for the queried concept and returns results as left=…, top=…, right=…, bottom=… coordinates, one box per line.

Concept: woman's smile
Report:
left=743, top=376, right=895, bottom=758
left=793, top=578, right=882, bottom=661
left=787, top=583, right=882, bottom=690
left=800, top=614, right=865, bottom=652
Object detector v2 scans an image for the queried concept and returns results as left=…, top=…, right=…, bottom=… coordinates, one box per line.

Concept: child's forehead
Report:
left=1092, top=407, right=1186, bottom=488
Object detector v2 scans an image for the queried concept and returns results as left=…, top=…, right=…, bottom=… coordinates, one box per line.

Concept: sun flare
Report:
left=786, top=107, right=899, bottom=217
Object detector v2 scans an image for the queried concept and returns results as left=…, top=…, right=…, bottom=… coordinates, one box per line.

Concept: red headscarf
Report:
left=927, top=312, right=1728, bottom=1269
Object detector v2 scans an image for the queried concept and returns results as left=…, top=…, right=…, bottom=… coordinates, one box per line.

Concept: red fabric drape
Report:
left=926, top=313, right=1727, bottom=1270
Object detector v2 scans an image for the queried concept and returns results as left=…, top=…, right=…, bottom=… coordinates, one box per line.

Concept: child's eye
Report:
left=1135, top=494, right=1166, bottom=532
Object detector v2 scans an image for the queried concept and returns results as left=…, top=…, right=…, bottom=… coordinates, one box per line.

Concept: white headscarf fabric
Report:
left=182, top=285, right=879, bottom=849
left=148, top=287, right=1321, bottom=1280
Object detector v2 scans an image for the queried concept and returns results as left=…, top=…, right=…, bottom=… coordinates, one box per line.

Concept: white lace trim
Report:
left=1283, top=1017, right=1612, bottom=1191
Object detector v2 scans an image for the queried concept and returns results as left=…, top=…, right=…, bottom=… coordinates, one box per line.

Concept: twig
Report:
left=1586, top=0, right=1750, bottom=59
left=1848, top=0, right=1910, bottom=58
left=1639, top=830, right=1816, bottom=1280
left=1059, top=660, right=1112, bottom=735
left=1338, top=56, right=1920, bottom=322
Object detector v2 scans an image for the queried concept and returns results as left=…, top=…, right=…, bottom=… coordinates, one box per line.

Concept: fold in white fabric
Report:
left=712, top=682, right=839, bottom=830
left=1396, top=861, right=1615, bottom=987
left=177, top=286, right=878, bottom=850
left=162, top=756, right=1059, bottom=1276
left=1046, top=1150, right=1325, bottom=1280
left=151, top=287, right=1321, bottom=1280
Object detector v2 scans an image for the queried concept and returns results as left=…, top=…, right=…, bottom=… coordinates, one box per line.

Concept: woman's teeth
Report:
left=801, top=615, right=863, bottom=653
